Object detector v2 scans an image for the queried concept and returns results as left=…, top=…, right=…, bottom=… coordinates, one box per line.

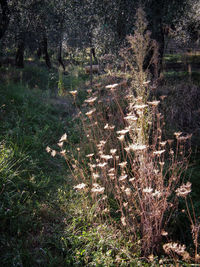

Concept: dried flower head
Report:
left=110, top=149, right=117, bottom=155
left=46, top=146, right=51, bottom=153
left=86, top=108, right=96, bottom=117
left=59, top=133, right=67, bottom=142
left=163, top=242, right=186, bottom=256
left=87, top=89, right=92, bottom=94
left=69, top=90, right=78, bottom=97
left=117, top=129, right=129, bottom=135
left=91, top=184, right=105, bottom=194
left=124, top=114, right=137, bottom=122
left=176, top=182, right=192, bottom=197
left=117, top=135, right=125, bottom=142
left=86, top=153, right=94, bottom=158
left=74, top=183, right=87, bottom=190
left=121, top=216, right=127, bottom=226
left=153, top=150, right=165, bottom=156
left=104, top=123, right=115, bottom=130
left=129, top=144, right=147, bottom=151
left=84, top=96, right=97, bottom=104
left=143, top=187, right=153, bottom=194
left=134, top=104, right=148, bottom=110
left=97, top=162, right=108, bottom=168
left=51, top=150, right=57, bottom=157
left=57, top=142, right=64, bottom=148
left=118, top=161, right=127, bottom=168
left=125, top=188, right=132, bottom=196
left=100, top=154, right=113, bottom=160
left=105, top=83, right=119, bottom=89
left=119, top=175, right=127, bottom=182
left=147, top=100, right=160, bottom=107
left=174, top=132, right=182, bottom=138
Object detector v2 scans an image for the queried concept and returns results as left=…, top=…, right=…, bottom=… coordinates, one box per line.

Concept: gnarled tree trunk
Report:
left=42, top=35, right=51, bottom=69
left=0, top=0, right=9, bottom=40
left=58, top=40, right=65, bottom=71
left=15, top=38, right=25, bottom=68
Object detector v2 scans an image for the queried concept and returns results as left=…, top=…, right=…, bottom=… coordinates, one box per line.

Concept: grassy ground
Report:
left=0, top=64, right=141, bottom=266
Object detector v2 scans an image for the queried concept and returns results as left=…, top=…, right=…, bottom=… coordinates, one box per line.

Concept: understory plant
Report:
left=47, top=7, right=199, bottom=262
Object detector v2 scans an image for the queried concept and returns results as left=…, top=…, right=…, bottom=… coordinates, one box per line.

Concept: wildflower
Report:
left=174, top=132, right=182, bottom=138
left=89, top=163, right=96, bottom=169
left=129, top=144, right=147, bottom=151
left=86, top=153, right=94, bottom=158
left=84, top=96, right=97, bottom=104
left=104, top=123, right=115, bottom=130
left=129, top=177, right=135, bottom=182
left=153, top=150, right=165, bottom=156
left=163, top=242, right=186, bottom=256
left=86, top=108, right=96, bottom=117
left=125, top=188, right=132, bottom=196
left=103, top=208, right=109, bottom=213
left=119, top=175, right=127, bottom=181
left=124, top=146, right=131, bottom=153
left=177, top=134, right=192, bottom=141
left=92, top=173, right=100, bottom=180
left=176, top=182, right=191, bottom=197
left=117, top=135, right=125, bottom=142
left=118, top=161, right=127, bottom=168
left=108, top=173, right=115, bottom=179
left=100, top=154, right=113, bottom=160
left=124, top=115, right=137, bottom=122
left=147, top=100, right=160, bottom=107
left=87, top=89, right=92, bottom=94
left=121, top=216, right=126, bottom=226
left=109, top=168, right=115, bottom=173
left=110, top=149, right=117, bottom=155
left=143, top=187, right=153, bottom=194
left=117, top=129, right=129, bottom=135
left=105, top=83, right=119, bottom=89
left=51, top=150, right=56, bottom=157
left=152, top=190, right=162, bottom=198
left=46, top=146, right=51, bottom=153
left=59, top=133, right=67, bottom=142
left=161, top=230, right=168, bottom=236
left=148, top=254, right=154, bottom=262
left=159, top=141, right=167, bottom=147
left=123, top=202, right=128, bottom=208
left=134, top=104, right=148, bottom=110
left=69, top=90, right=78, bottom=97
left=60, top=150, right=66, bottom=156
left=143, top=80, right=150, bottom=85
left=97, top=162, right=107, bottom=168
left=159, top=161, right=165, bottom=167
left=91, top=184, right=105, bottom=194
left=74, top=183, right=87, bottom=190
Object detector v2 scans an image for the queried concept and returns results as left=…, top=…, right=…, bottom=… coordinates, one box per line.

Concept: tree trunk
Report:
left=58, top=40, right=65, bottom=71
left=90, top=47, right=93, bottom=87
left=37, top=46, right=42, bottom=59
left=42, top=35, right=51, bottom=69
left=144, top=3, right=165, bottom=79
left=15, top=40, right=25, bottom=68
left=0, top=0, right=9, bottom=40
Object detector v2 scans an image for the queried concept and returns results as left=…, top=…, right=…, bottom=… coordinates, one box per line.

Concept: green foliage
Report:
left=58, top=190, right=140, bottom=266
left=0, top=82, right=70, bottom=265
